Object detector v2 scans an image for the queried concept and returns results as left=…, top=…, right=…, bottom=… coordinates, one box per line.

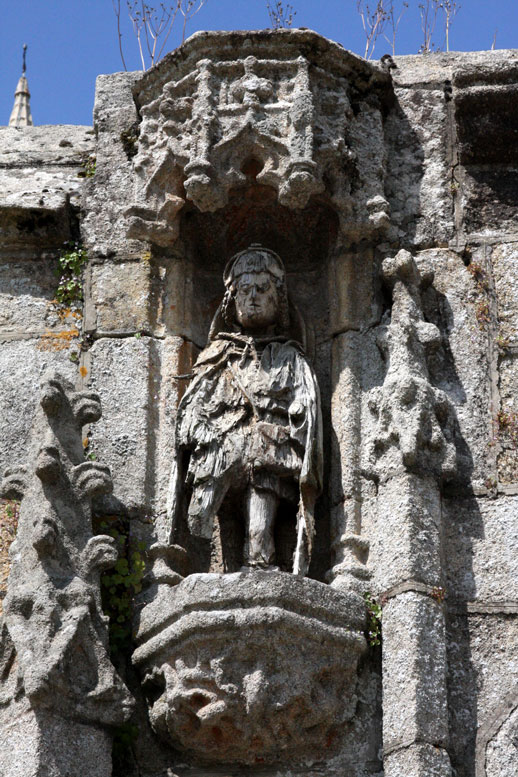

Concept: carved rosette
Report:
left=125, top=30, right=392, bottom=247
left=133, top=570, right=366, bottom=765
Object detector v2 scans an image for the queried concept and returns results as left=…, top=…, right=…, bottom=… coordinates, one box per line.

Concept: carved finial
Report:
left=8, top=44, right=33, bottom=127
left=366, top=250, right=457, bottom=481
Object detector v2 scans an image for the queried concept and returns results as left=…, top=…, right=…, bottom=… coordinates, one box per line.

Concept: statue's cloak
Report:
left=164, top=333, right=322, bottom=571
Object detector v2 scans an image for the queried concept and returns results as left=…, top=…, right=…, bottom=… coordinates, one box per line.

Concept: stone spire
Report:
left=9, top=44, right=33, bottom=127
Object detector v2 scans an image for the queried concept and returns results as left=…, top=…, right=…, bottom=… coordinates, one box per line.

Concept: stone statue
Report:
left=166, top=245, right=322, bottom=575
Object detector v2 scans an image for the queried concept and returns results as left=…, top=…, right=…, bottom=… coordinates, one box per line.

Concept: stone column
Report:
left=366, top=250, right=456, bottom=777
left=328, top=245, right=380, bottom=593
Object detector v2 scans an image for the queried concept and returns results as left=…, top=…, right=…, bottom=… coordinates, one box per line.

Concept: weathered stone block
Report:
left=369, top=473, right=442, bottom=591
left=87, top=259, right=157, bottom=335
left=134, top=570, right=365, bottom=765
left=0, top=260, right=64, bottom=334
left=420, top=248, right=494, bottom=487
left=87, top=336, right=156, bottom=513
left=496, top=354, right=518, bottom=483
left=82, top=72, right=143, bottom=260
left=153, top=336, right=198, bottom=519
left=382, top=592, right=449, bottom=750
left=455, top=84, right=518, bottom=167
left=448, top=614, right=518, bottom=777
left=0, top=126, right=93, bottom=254
left=87, top=335, right=197, bottom=516
left=329, top=249, right=380, bottom=334
left=0, top=339, right=76, bottom=478
left=0, top=125, right=93, bottom=168
left=491, top=242, right=518, bottom=346
left=462, top=168, right=518, bottom=236
left=444, top=495, right=518, bottom=604
left=384, top=743, right=452, bottom=777
left=0, top=704, right=112, bottom=777
left=485, top=704, right=518, bottom=777
left=385, top=88, right=452, bottom=248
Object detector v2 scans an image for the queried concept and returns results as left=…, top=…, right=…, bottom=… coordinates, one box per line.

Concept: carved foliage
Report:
left=0, top=373, right=133, bottom=725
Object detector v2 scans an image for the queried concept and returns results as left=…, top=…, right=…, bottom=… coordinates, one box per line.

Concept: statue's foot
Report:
left=240, top=563, right=280, bottom=573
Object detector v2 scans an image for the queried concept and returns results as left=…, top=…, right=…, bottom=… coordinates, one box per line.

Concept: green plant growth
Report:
left=55, top=243, right=88, bottom=306
left=430, top=585, right=446, bottom=603
left=94, top=516, right=146, bottom=660
left=120, top=125, right=139, bottom=159
left=78, top=155, right=96, bottom=178
left=365, top=592, right=382, bottom=647
left=112, top=722, right=140, bottom=774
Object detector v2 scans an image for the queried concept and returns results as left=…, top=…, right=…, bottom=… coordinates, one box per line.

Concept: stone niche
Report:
left=81, top=29, right=393, bottom=775
left=4, top=36, right=518, bottom=777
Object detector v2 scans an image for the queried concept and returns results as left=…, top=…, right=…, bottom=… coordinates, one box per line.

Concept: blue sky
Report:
left=1, top=0, right=517, bottom=126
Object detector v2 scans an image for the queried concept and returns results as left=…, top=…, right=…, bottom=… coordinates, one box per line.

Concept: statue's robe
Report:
left=166, top=333, right=322, bottom=571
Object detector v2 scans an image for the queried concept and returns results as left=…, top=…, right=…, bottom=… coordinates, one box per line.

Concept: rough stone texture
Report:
left=0, top=340, right=77, bottom=480
left=87, top=336, right=159, bottom=514
left=385, top=87, right=453, bottom=248
left=0, top=702, right=113, bottom=777
left=370, top=472, right=443, bottom=592
left=0, top=31, right=518, bottom=777
left=86, top=259, right=158, bottom=336
left=491, top=242, right=518, bottom=346
left=485, top=705, right=518, bottom=777
left=134, top=570, right=365, bottom=765
left=453, top=57, right=518, bottom=240
left=383, top=593, right=449, bottom=750
left=496, top=354, right=518, bottom=483
left=82, top=72, right=142, bottom=260
left=0, top=125, right=94, bottom=253
left=0, top=373, right=133, bottom=776
left=448, top=614, right=518, bottom=777
left=0, top=259, right=77, bottom=335
left=418, top=248, right=494, bottom=488
left=384, top=743, right=452, bottom=777
left=444, top=495, right=518, bottom=604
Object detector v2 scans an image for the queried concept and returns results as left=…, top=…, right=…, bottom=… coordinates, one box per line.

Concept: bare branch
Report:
left=442, top=1, right=460, bottom=52
left=418, top=0, right=442, bottom=54
left=382, top=1, right=408, bottom=57
left=266, top=1, right=297, bottom=29
left=113, top=0, right=128, bottom=71
left=116, top=0, right=201, bottom=70
left=356, top=1, right=389, bottom=60
left=179, top=0, right=207, bottom=44
left=157, top=2, right=182, bottom=61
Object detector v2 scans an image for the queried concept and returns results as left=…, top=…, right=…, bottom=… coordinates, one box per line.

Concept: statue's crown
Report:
left=224, top=245, right=285, bottom=287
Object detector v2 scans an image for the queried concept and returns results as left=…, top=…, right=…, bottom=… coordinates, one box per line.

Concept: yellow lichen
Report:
left=37, top=330, right=79, bottom=351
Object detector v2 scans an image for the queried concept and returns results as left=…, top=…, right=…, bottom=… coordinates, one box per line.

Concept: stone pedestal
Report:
left=133, top=570, right=366, bottom=765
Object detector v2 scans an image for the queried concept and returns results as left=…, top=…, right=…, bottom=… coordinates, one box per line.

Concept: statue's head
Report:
left=219, top=245, right=289, bottom=335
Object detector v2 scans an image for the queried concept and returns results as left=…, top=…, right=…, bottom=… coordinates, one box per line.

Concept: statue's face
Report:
left=234, top=271, right=279, bottom=331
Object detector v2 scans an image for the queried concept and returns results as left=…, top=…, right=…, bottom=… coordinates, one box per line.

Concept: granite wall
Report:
left=1, top=33, right=518, bottom=777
